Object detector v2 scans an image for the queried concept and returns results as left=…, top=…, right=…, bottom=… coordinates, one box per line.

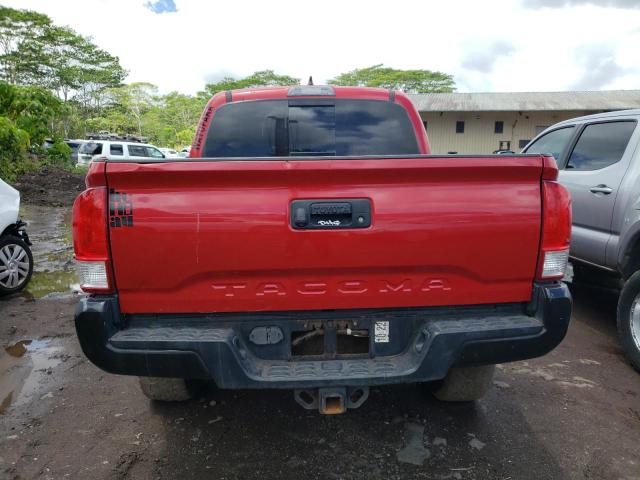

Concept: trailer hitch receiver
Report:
left=294, top=386, right=369, bottom=414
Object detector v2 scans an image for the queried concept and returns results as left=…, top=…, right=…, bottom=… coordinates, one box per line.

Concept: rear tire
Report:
left=431, top=365, right=495, bottom=402
left=617, top=271, right=640, bottom=372
left=138, top=377, right=198, bottom=402
left=0, top=235, right=33, bottom=297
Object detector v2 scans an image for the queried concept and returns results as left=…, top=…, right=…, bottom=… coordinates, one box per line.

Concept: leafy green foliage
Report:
left=328, top=64, right=456, bottom=93
left=199, top=70, right=300, bottom=99
left=0, top=81, right=65, bottom=146
left=0, top=81, right=65, bottom=180
left=0, top=116, right=29, bottom=181
left=0, top=5, right=125, bottom=140
left=44, top=140, right=72, bottom=167
left=104, top=82, right=159, bottom=135
left=0, top=7, right=125, bottom=98
left=94, top=71, right=300, bottom=148
left=0, top=6, right=50, bottom=85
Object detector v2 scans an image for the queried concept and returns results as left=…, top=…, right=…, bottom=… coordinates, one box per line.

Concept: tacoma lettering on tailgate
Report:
left=210, top=279, right=452, bottom=297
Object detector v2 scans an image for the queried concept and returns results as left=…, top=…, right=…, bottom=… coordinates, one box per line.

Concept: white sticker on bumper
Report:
left=374, top=321, right=390, bottom=343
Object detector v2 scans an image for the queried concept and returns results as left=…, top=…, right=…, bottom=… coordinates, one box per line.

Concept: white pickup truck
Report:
left=0, top=178, right=33, bottom=296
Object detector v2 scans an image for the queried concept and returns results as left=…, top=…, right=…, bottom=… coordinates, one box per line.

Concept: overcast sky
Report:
left=6, top=0, right=640, bottom=94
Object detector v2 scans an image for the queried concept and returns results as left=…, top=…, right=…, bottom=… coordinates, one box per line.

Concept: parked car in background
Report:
left=179, top=146, right=191, bottom=157
left=77, top=141, right=165, bottom=166
left=0, top=177, right=33, bottom=296
left=159, top=148, right=181, bottom=158
left=65, top=140, right=85, bottom=164
left=86, top=131, right=148, bottom=143
left=41, top=139, right=85, bottom=163
left=523, top=109, right=640, bottom=371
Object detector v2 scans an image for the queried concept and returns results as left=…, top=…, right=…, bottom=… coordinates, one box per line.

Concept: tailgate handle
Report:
left=291, top=199, right=371, bottom=230
left=294, top=207, right=307, bottom=227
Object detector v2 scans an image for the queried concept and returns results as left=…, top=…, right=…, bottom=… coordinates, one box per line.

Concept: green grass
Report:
left=67, top=165, right=88, bottom=175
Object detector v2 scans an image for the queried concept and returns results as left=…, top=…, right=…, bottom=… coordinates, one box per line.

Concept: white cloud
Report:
left=461, top=40, right=516, bottom=74
left=6, top=0, right=640, bottom=94
left=571, top=43, right=630, bottom=90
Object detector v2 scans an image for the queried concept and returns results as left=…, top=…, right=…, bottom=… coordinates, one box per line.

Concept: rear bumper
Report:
left=74, top=282, right=571, bottom=389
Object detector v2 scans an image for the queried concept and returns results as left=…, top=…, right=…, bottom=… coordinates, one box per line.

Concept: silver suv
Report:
left=77, top=141, right=166, bottom=166
left=523, top=109, right=640, bottom=370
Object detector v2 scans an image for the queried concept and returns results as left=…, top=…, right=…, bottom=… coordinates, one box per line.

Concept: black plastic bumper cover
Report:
left=74, top=283, right=571, bottom=389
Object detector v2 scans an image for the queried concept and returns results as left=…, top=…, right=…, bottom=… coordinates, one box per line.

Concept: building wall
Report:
left=420, top=110, right=595, bottom=154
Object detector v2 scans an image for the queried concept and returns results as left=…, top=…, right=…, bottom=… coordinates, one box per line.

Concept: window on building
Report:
left=423, top=120, right=428, bottom=131
left=535, top=125, right=549, bottom=136
left=519, top=139, right=530, bottom=149
left=494, top=121, right=504, bottom=134
left=456, top=121, right=464, bottom=134
left=566, top=121, right=636, bottom=171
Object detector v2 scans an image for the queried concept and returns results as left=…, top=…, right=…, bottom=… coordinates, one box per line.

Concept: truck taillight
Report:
left=72, top=187, right=113, bottom=293
left=537, top=180, right=571, bottom=280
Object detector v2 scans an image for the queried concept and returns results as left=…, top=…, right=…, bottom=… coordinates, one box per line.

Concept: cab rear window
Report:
left=203, top=99, right=419, bottom=157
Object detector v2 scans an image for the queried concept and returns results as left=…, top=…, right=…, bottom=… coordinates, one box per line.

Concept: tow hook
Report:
left=294, top=386, right=369, bottom=414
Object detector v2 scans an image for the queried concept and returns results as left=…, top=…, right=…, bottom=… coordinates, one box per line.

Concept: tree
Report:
left=0, top=6, right=50, bottom=84
left=162, top=92, right=203, bottom=130
left=143, top=92, right=203, bottom=147
left=93, top=82, right=158, bottom=135
left=0, top=116, right=29, bottom=181
left=0, top=6, right=126, bottom=136
left=0, top=81, right=64, bottom=145
left=0, top=81, right=65, bottom=180
left=328, top=64, right=456, bottom=93
left=199, top=70, right=300, bottom=99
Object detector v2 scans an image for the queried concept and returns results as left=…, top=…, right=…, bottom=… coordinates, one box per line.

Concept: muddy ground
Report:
left=13, top=167, right=86, bottom=208
left=1, top=198, right=640, bottom=479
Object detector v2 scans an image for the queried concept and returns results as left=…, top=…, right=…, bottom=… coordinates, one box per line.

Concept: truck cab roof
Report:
left=551, top=108, right=640, bottom=127
left=225, top=85, right=403, bottom=102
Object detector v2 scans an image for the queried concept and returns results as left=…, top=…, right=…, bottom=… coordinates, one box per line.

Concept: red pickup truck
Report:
left=73, top=85, right=572, bottom=414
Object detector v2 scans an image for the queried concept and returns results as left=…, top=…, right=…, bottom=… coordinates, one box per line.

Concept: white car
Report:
left=159, top=148, right=181, bottom=158
left=77, top=141, right=166, bottom=166
left=0, top=178, right=33, bottom=295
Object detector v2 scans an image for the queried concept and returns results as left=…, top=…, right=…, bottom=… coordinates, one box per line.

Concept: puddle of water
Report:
left=0, top=339, right=62, bottom=415
left=26, top=270, right=78, bottom=299
left=5, top=339, right=31, bottom=357
left=18, top=204, right=78, bottom=297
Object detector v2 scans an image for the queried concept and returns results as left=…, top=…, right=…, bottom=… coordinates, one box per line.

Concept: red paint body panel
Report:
left=97, top=86, right=554, bottom=314
left=106, top=156, right=545, bottom=314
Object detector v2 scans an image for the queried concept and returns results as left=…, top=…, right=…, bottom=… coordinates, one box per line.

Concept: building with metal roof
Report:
left=408, top=90, right=640, bottom=154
